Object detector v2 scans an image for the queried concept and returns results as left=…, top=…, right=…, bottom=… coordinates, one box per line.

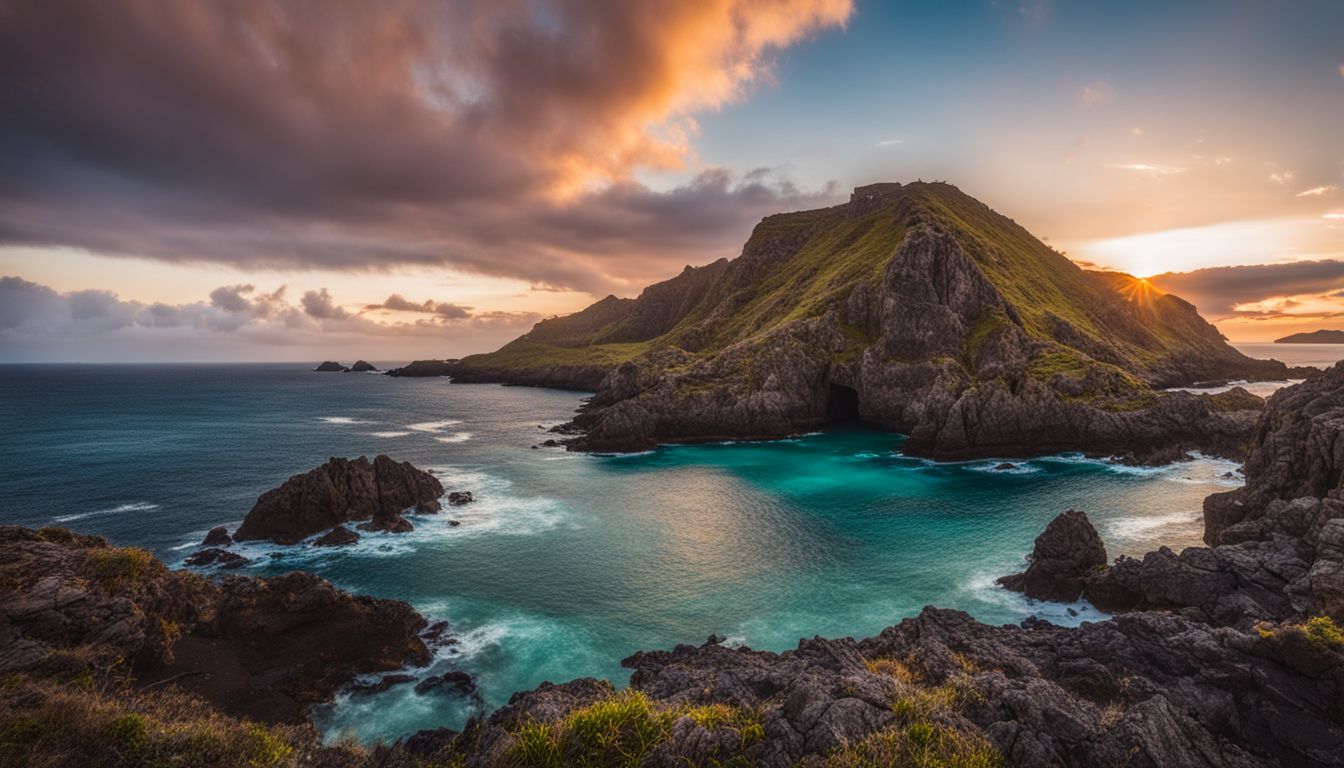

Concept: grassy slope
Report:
left=457, top=183, right=1247, bottom=386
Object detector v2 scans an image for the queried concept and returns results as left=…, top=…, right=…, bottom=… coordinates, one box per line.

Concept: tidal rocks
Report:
left=314, top=361, right=348, bottom=372
left=998, top=510, right=1107, bottom=601
left=312, top=525, right=360, bottom=547
left=447, top=491, right=473, bottom=506
left=348, top=360, right=378, bottom=372
left=0, top=526, right=435, bottom=724
left=385, top=359, right=459, bottom=377
left=233, top=455, right=443, bottom=544
left=201, top=525, right=232, bottom=547
left=413, top=670, right=476, bottom=696
left=184, top=547, right=249, bottom=569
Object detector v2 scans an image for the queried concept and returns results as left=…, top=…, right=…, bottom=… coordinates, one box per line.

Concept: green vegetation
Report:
left=504, top=690, right=765, bottom=768
left=842, top=656, right=1001, bottom=768
left=0, top=674, right=308, bottom=768
left=1303, top=616, right=1344, bottom=649
left=82, top=547, right=160, bottom=589
left=458, top=338, right=652, bottom=371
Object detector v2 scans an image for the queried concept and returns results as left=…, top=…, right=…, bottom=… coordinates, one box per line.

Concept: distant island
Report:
left=1274, top=329, right=1344, bottom=344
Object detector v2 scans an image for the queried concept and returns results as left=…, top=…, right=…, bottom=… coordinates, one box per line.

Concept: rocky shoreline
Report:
left=4, top=367, right=1343, bottom=765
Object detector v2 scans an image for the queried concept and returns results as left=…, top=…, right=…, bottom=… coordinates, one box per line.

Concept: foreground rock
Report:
left=0, top=526, right=436, bottom=724
left=232, top=455, right=443, bottom=544
left=997, top=509, right=1107, bottom=601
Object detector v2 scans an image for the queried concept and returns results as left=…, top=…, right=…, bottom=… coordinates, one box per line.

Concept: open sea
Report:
left=1, top=340, right=1340, bottom=742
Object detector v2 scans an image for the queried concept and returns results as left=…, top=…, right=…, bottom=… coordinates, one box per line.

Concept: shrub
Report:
left=1303, top=616, right=1344, bottom=650
left=83, top=547, right=159, bottom=588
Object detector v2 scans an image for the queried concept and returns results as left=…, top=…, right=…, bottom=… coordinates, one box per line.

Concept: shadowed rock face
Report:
left=232, top=455, right=442, bottom=544
left=998, top=510, right=1107, bottom=602
left=449, top=182, right=1299, bottom=457
left=0, top=526, right=434, bottom=724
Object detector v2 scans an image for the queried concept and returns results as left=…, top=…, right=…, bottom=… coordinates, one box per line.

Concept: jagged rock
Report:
left=447, top=491, right=473, bottom=506
left=349, top=673, right=415, bottom=695
left=0, top=526, right=436, bottom=724
left=201, top=526, right=233, bottom=547
left=413, top=670, right=476, bottom=696
left=314, top=361, right=347, bottom=372
left=358, top=513, right=414, bottom=534
left=998, top=510, right=1107, bottom=601
left=312, top=525, right=360, bottom=547
left=348, top=360, right=378, bottom=372
left=233, top=455, right=442, bottom=544
left=184, top=547, right=249, bottom=569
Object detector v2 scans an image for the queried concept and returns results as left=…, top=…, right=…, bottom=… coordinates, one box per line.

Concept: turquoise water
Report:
left=0, top=364, right=1245, bottom=742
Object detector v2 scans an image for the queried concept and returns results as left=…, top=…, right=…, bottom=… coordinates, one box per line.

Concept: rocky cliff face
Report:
left=232, top=455, right=443, bottom=544
left=451, top=182, right=1299, bottom=456
left=0, top=526, right=433, bottom=724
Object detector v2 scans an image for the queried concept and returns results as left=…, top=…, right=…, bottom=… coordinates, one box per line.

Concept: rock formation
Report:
left=313, top=525, right=360, bottom=547
left=349, top=360, right=379, bottom=372
left=997, top=509, right=1107, bottom=601
left=449, top=182, right=1299, bottom=457
left=314, top=361, right=348, bottom=372
left=0, top=526, right=437, bottom=724
left=201, top=525, right=232, bottom=547
left=385, top=359, right=459, bottom=377
left=231, top=455, right=443, bottom=544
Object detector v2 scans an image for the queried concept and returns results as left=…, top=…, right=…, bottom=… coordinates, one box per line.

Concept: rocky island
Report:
left=442, top=182, right=1307, bottom=459
left=1275, top=329, right=1344, bottom=344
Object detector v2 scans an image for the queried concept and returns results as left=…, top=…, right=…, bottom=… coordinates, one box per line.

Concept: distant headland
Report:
left=1274, top=329, right=1344, bottom=344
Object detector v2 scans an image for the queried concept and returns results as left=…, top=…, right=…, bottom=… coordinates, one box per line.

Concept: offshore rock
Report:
left=312, top=525, right=360, bottom=547
left=997, top=510, right=1107, bottom=601
left=201, top=525, right=232, bottom=547
left=314, top=361, right=347, bottom=372
left=233, top=455, right=442, bottom=544
left=348, top=360, right=378, bottom=372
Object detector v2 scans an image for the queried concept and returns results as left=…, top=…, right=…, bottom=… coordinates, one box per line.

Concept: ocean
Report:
left=0, top=353, right=1333, bottom=743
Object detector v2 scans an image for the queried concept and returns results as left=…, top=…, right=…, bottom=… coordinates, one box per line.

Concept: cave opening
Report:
left=825, top=383, right=861, bottom=423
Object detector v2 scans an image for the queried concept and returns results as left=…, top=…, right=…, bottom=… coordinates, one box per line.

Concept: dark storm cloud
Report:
left=1149, top=260, right=1344, bottom=317
left=0, top=0, right=849, bottom=293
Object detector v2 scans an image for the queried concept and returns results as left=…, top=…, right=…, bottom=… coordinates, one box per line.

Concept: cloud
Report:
left=367, top=294, right=472, bottom=319
left=876, top=137, right=904, bottom=147
left=1107, top=162, right=1186, bottom=176
left=1268, top=170, right=1295, bottom=185
left=0, top=0, right=852, bottom=295
left=1077, top=80, right=1115, bottom=106
left=1297, top=185, right=1338, bottom=197
left=300, top=289, right=351, bottom=320
left=1148, top=260, right=1344, bottom=317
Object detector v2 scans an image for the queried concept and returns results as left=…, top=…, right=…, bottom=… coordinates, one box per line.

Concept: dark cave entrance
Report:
left=825, top=383, right=861, bottom=423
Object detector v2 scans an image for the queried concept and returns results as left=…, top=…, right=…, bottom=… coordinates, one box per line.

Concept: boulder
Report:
left=997, top=510, right=1107, bottom=602
left=312, top=525, right=360, bottom=547
left=447, top=491, right=473, bottom=506
left=233, top=455, right=442, bottom=544
left=184, top=547, right=249, bottom=569
left=413, top=670, right=476, bottom=696
left=201, top=525, right=233, bottom=547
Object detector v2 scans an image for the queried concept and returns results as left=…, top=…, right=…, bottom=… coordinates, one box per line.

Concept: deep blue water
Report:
left=0, top=364, right=1253, bottom=742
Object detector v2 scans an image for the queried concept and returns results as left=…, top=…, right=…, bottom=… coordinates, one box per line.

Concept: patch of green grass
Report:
left=458, top=339, right=652, bottom=372
left=504, top=692, right=767, bottom=768
left=820, top=721, right=1001, bottom=768
left=83, top=547, right=160, bottom=589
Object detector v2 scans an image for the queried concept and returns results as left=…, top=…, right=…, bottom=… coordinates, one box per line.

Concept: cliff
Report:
left=450, top=182, right=1299, bottom=456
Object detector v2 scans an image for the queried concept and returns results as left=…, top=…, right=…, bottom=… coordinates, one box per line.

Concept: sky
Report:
left=1, top=0, right=1343, bottom=362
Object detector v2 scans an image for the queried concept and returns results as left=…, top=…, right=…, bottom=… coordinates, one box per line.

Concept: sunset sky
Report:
left=2, top=0, right=1343, bottom=361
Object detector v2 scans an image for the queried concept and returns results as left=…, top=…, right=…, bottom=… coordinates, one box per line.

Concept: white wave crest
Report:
left=55, top=501, right=159, bottom=523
